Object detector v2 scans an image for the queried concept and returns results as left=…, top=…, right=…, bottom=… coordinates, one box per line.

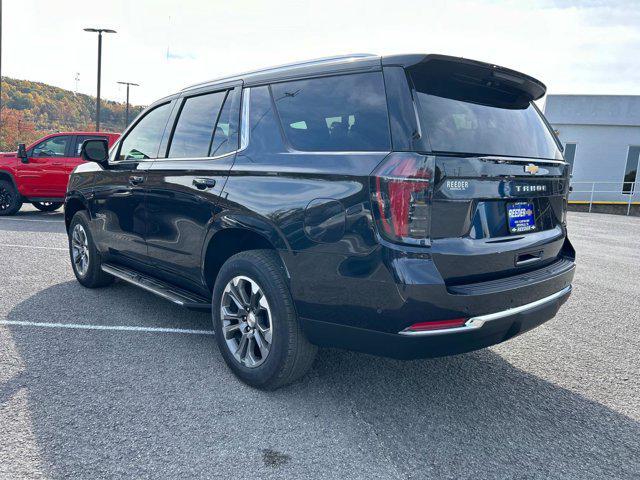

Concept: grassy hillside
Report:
left=0, top=77, right=144, bottom=150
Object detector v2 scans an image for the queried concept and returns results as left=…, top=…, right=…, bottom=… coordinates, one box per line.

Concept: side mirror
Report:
left=81, top=139, right=109, bottom=166
left=17, top=144, right=28, bottom=163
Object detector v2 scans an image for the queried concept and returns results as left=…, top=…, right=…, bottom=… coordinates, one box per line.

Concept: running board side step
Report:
left=101, top=263, right=211, bottom=311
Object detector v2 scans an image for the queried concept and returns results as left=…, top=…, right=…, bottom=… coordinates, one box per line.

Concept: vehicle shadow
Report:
left=0, top=209, right=66, bottom=235
left=12, top=209, right=65, bottom=220
left=3, top=281, right=639, bottom=479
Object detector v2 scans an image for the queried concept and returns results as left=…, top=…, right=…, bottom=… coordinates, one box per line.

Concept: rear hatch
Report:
left=429, top=155, right=569, bottom=285
left=373, top=56, right=571, bottom=286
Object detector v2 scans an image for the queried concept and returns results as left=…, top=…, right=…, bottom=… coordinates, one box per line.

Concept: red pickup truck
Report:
left=0, top=131, right=119, bottom=215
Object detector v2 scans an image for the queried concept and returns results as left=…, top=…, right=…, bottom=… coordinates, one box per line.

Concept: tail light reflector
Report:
left=405, top=318, right=467, bottom=332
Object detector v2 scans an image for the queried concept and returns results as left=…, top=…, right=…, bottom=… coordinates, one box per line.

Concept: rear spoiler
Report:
left=381, top=54, right=546, bottom=102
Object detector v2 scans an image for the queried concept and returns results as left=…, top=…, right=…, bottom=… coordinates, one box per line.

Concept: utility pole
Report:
left=83, top=28, right=116, bottom=131
left=117, top=81, right=139, bottom=128
left=74, top=72, right=80, bottom=96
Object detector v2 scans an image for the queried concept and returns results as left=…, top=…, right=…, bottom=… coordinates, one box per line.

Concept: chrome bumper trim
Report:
left=398, top=285, right=572, bottom=337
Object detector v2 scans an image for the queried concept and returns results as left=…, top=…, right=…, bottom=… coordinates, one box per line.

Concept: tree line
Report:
left=0, top=77, right=144, bottom=151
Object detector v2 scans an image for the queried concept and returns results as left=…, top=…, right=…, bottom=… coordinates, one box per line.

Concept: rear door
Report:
left=18, top=134, right=73, bottom=198
left=144, top=84, right=241, bottom=288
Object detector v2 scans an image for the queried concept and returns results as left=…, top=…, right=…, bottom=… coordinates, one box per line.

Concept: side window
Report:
left=563, top=143, right=577, bottom=174
left=32, top=136, right=71, bottom=157
left=75, top=135, right=107, bottom=157
left=210, top=94, right=234, bottom=157
left=118, top=102, right=172, bottom=160
left=246, top=86, right=284, bottom=153
left=271, top=72, right=391, bottom=151
left=168, top=91, right=227, bottom=158
left=623, top=146, right=640, bottom=194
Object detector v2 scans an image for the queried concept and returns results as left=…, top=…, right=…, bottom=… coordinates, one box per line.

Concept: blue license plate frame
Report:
left=507, top=202, right=536, bottom=234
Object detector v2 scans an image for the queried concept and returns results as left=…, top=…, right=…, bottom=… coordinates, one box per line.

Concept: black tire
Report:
left=68, top=210, right=114, bottom=288
left=0, top=179, right=23, bottom=216
left=32, top=201, right=63, bottom=212
left=212, top=249, right=317, bottom=390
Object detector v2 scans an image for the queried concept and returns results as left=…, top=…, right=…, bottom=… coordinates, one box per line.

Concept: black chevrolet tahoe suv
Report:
left=66, top=54, right=575, bottom=389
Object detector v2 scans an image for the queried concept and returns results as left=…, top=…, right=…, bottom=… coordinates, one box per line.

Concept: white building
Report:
left=544, top=95, right=640, bottom=208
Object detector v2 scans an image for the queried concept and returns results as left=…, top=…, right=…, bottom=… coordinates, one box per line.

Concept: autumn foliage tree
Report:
left=0, top=107, right=39, bottom=151
left=0, top=76, right=144, bottom=151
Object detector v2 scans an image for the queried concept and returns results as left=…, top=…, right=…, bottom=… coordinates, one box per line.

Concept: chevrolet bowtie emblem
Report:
left=524, top=164, right=539, bottom=175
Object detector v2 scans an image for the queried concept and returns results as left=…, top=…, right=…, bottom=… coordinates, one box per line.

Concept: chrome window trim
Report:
left=150, top=151, right=237, bottom=163
left=240, top=87, right=251, bottom=151
left=399, top=285, right=572, bottom=336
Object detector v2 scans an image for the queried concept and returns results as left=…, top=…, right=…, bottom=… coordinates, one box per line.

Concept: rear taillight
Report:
left=370, top=153, right=435, bottom=246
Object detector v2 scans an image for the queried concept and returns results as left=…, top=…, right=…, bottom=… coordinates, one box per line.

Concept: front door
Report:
left=18, top=134, right=72, bottom=198
left=91, top=161, right=151, bottom=266
left=91, top=101, right=175, bottom=268
left=144, top=85, right=241, bottom=287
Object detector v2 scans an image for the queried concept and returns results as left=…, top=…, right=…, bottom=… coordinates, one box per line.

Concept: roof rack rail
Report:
left=181, top=53, right=378, bottom=92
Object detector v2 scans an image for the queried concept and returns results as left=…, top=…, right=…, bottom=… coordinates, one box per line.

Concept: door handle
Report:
left=129, top=175, right=144, bottom=186
left=192, top=177, right=216, bottom=190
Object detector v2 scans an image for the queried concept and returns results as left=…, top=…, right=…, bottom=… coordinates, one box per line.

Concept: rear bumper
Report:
left=287, top=235, right=575, bottom=359
left=302, top=284, right=572, bottom=359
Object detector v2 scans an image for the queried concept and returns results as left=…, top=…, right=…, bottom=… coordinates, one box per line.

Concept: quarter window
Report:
left=118, top=102, right=172, bottom=160
left=271, top=72, right=391, bottom=151
left=623, top=146, right=640, bottom=194
left=169, top=91, right=227, bottom=158
left=32, top=136, right=71, bottom=157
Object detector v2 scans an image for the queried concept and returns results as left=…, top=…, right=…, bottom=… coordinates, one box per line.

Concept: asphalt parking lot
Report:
left=0, top=207, right=638, bottom=480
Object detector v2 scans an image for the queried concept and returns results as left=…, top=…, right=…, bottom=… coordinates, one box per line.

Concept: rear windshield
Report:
left=410, top=69, right=561, bottom=160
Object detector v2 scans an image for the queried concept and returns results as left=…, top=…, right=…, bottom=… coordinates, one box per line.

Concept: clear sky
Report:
left=2, top=0, right=639, bottom=106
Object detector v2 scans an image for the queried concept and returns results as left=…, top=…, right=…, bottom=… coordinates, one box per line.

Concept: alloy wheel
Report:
left=0, top=186, right=11, bottom=212
left=220, top=275, right=273, bottom=368
left=71, top=224, right=90, bottom=276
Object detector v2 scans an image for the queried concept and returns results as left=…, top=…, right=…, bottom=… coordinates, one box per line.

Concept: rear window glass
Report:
left=410, top=68, right=561, bottom=160
left=271, top=72, right=390, bottom=151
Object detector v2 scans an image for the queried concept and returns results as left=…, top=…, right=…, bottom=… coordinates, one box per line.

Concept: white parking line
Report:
left=0, top=320, right=214, bottom=335
left=0, top=244, right=66, bottom=251
left=0, top=217, right=63, bottom=223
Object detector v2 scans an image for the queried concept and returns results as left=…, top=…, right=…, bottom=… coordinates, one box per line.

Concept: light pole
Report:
left=83, top=27, right=116, bottom=132
left=117, top=81, right=139, bottom=128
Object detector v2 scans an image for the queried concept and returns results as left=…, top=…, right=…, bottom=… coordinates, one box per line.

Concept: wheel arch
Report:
left=64, top=194, right=89, bottom=232
left=0, top=169, right=18, bottom=190
left=201, top=213, right=291, bottom=293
